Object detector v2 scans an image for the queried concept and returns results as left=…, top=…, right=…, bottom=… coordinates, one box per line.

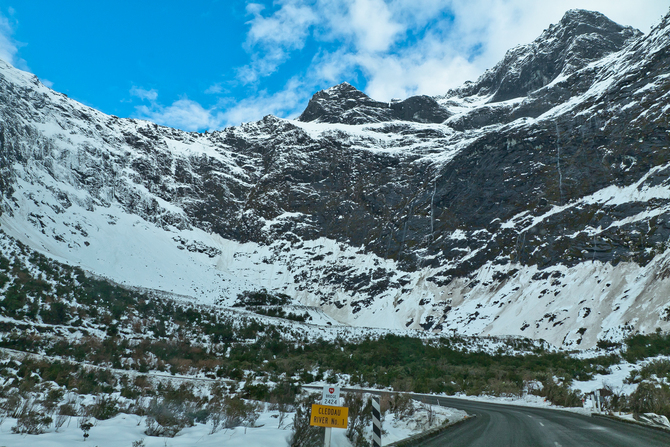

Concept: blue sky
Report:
left=1, top=1, right=667, bottom=131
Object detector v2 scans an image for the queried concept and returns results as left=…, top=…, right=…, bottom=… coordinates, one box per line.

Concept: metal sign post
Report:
left=324, top=427, right=332, bottom=447
left=311, top=385, right=347, bottom=447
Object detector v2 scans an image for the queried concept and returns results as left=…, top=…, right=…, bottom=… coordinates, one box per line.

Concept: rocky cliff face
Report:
left=450, top=9, right=642, bottom=103
left=298, top=82, right=450, bottom=124
left=0, top=9, right=669, bottom=348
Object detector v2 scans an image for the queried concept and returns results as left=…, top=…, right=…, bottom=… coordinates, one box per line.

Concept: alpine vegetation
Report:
left=0, top=7, right=669, bottom=445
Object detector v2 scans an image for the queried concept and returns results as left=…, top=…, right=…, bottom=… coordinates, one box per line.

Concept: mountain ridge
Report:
left=0, top=9, right=669, bottom=348
left=443, top=8, right=642, bottom=103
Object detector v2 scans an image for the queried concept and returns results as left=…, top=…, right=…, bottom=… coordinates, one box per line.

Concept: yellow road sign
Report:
left=310, top=404, right=349, bottom=428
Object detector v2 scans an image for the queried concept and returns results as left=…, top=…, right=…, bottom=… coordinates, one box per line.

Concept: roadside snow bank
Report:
left=0, top=396, right=467, bottom=447
left=381, top=402, right=468, bottom=445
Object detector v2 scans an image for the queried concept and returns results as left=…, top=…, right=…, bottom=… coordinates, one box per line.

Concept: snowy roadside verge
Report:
left=412, top=392, right=593, bottom=416
left=0, top=393, right=467, bottom=447
left=385, top=414, right=474, bottom=447
left=0, top=409, right=291, bottom=447
left=592, top=412, right=670, bottom=433
left=301, top=386, right=469, bottom=444
left=376, top=399, right=468, bottom=446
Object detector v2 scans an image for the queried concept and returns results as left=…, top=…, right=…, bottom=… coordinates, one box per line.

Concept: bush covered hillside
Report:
left=0, top=228, right=669, bottom=443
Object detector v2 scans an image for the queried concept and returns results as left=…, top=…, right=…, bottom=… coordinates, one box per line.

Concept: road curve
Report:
left=414, top=395, right=670, bottom=447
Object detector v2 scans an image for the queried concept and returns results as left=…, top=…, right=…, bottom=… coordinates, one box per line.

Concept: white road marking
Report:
left=539, top=422, right=545, bottom=427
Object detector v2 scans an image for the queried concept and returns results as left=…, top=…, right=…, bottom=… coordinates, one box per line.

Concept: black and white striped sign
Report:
left=372, top=395, right=381, bottom=447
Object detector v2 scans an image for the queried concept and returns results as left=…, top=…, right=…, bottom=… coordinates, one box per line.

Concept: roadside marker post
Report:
left=372, top=395, right=382, bottom=447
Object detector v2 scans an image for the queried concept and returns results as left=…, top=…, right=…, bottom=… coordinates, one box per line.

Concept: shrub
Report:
left=233, top=290, right=291, bottom=307
left=388, top=393, right=414, bottom=420
left=220, top=396, right=260, bottom=429
left=626, top=360, right=670, bottom=384
left=79, top=418, right=93, bottom=440
left=531, top=377, right=582, bottom=407
left=208, top=395, right=260, bottom=434
left=12, top=410, right=52, bottom=434
left=242, top=383, right=270, bottom=401
left=345, top=392, right=373, bottom=447
left=86, top=394, right=120, bottom=420
left=596, top=339, right=621, bottom=350
left=274, top=402, right=292, bottom=429
left=58, top=396, right=80, bottom=417
left=54, top=413, right=68, bottom=432
left=144, top=398, right=193, bottom=437
left=11, top=400, right=52, bottom=434
left=42, top=387, right=65, bottom=414
left=624, top=331, right=670, bottom=362
left=288, top=394, right=322, bottom=447
left=2, top=390, right=24, bottom=418
left=627, top=382, right=670, bottom=418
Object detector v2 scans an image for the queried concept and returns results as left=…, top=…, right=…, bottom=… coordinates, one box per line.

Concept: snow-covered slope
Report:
left=0, top=9, right=669, bottom=348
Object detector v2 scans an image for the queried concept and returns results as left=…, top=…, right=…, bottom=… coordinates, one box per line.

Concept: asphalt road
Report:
left=415, top=395, right=670, bottom=447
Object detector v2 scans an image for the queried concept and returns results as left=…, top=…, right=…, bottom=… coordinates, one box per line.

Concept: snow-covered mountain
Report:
left=1, top=9, right=669, bottom=348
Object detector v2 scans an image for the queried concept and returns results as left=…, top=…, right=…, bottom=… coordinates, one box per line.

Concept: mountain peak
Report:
left=555, top=9, right=639, bottom=41
left=321, top=82, right=361, bottom=97
left=453, top=9, right=642, bottom=103
left=560, top=9, right=609, bottom=24
left=297, top=82, right=386, bottom=124
left=298, top=82, right=450, bottom=125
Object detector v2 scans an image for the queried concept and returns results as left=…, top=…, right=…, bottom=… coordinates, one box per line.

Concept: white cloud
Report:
left=133, top=80, right=310, bottom=131
left=241, top=1, right=319, bottom=82
left=204, top=83, right=224, bottom=94
left=135, top=98, right=225, bottom=131
left=335, top=0, right=403, bottom=53
left=0, top=10, right=26, bottom=69
left=130, top=86, right=158, bottom=101
left=236, top=0, right=669, bottom=103
left=246, top=2, right=317, bottom=48
left=358, top=51, right=482, bottom=100
left=138, top=0, right=670, bottom=130
left=220, top=78, right=308, bottom=125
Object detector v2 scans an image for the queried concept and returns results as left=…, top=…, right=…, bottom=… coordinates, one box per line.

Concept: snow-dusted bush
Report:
left=387, top=392, right=414, bottom=420
left=217, top=396, right=260, bottom=430
left=628, top=381, right=670, bottom=418
left=11, top=399, right=52, bottom=434
left=144, top=397, right=194, bottom=437
left=530, top=376, right=583, bottom=407
left=344, top=392, right=373, bottom=447
left=85, top=394, right=120, bottom=420
left=288, top=393, right=322, bottom=447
